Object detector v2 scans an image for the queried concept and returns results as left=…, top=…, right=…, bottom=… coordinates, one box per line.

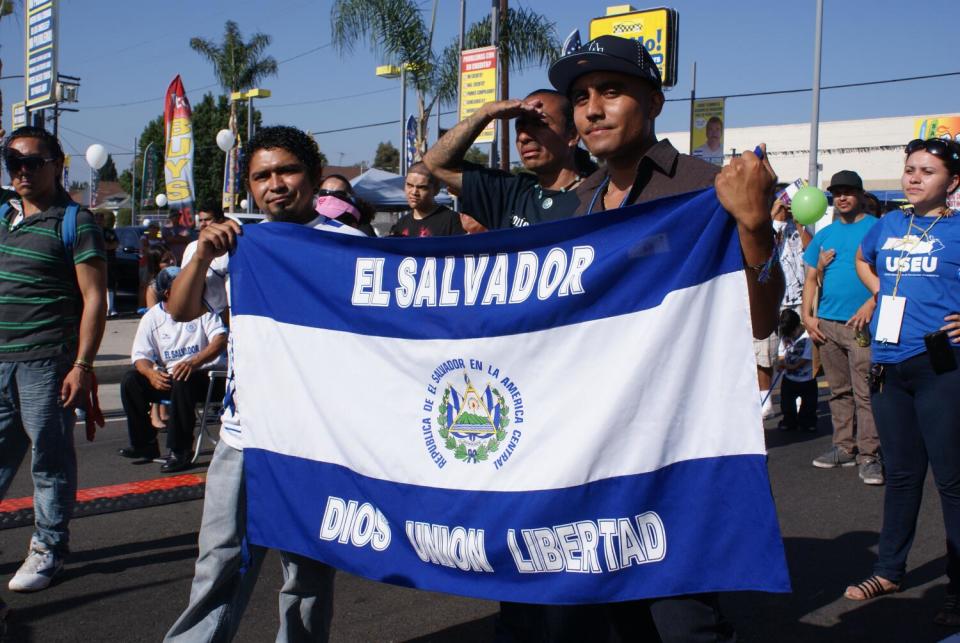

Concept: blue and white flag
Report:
left=230, top=188, right=790, bottom=604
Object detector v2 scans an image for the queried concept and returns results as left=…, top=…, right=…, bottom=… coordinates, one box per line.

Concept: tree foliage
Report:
left=331, top=1, right=558, bottom=163
left=99, top=155, right=118, bottom=182
left=464, top=146, right=488, bottom=167
left=373, top=141, right=400, bottom=174
left=190, top=21, right=278, bottom=134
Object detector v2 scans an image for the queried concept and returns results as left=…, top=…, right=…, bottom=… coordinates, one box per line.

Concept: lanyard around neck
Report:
left=891, top=211, right=946, bottom=297
left=586, top=176, right=632, bottom=215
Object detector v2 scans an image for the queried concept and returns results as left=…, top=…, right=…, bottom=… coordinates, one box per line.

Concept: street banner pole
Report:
left=808, top=0, right=824, bottom=188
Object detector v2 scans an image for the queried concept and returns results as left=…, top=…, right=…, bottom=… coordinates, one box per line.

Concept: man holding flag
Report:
left=164, top=125, right=365, bottom=642
left=525, top=33, right=783, bottom=641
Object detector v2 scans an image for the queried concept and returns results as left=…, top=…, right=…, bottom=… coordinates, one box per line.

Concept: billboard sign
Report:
left=459, top=46, right=498, bottom=145
left=24, top=0, right=58, bottom=109
left=914, top=115, right=960, bottom=143
left=690, top=98, right=725, bottom=166
left=589, top=7, right=679, bottom=87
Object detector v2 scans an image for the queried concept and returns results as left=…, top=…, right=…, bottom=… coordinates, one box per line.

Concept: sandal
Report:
left=844, top=575, right=900, bottom=600
left=935, top=592, right=960, bottom=626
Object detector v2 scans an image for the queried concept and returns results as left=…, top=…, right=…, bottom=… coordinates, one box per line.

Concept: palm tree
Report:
left=190, top=21, right=279, bottom=137
left=331, top=0, right=558, bottom=166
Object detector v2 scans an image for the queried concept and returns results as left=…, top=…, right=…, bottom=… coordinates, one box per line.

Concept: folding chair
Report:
left=192, top=370, right=228, bottom=463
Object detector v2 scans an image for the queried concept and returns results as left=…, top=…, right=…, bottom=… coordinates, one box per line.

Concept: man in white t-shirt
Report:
left=181, top=202, right=229, bottom=318
left=163, top=126, right=365, bottom=643
left=118, top=267, right=227, bottom=473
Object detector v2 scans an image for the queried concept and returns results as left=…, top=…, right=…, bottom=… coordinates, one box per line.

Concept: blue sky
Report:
left=1, top=0, right=958, bottom=178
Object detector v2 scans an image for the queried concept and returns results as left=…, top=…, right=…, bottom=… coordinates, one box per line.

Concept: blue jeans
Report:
left=872, top=349, right=960, bottom=590
left=165, top=440, right=335, bottom=643
left=0, top=354, right=77, bottom=555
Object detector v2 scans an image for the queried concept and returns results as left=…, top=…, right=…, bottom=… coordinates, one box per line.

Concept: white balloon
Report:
left=239, top=199, right=248, bottom=210
left=216, top=129, right=236, bottom=153
left=85, top=144, right=108, bottom=170
left=155, top=194, right=168, bottom=208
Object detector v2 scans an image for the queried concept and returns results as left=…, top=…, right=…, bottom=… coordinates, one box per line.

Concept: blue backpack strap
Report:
left=62, top=202, right=79, bottom=262
left=0, top=202, right=10, bottom=224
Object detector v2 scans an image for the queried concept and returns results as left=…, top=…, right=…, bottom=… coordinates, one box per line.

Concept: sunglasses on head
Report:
left=317, top=189, right=357, bottom=205
left=905, top=138, right=960, bottom=165
left=4, top=154, right=55, bottom=175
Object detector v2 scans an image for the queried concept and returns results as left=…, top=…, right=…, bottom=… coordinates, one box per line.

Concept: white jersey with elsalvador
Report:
left=206, top=216, right=366, bottom=449
left=131, top=303, right=227, bottom=370
left=779, top=331, right=814, bottom=382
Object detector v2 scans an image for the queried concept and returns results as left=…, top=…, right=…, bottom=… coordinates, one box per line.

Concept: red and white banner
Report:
left=163, top=75, right=195, bottom=227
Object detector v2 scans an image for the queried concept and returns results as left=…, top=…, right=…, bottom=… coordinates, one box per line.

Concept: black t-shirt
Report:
left=460, top=162, right=581, bottom=229
left=390, top=206, right=465, bottom=238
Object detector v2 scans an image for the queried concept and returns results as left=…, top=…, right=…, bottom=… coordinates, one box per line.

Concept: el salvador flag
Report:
left=229, top=188, right=790, bottom=604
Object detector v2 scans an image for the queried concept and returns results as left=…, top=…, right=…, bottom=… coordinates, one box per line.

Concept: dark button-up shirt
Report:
left=572, top=139, right=719, bottom=215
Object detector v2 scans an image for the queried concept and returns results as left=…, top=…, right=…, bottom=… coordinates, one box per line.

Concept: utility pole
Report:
left=498, top=0, right=509, bottom=171
left=688, top=62, right=696, bottom=154
left=808, top=0, right=824, bottom=188
left=131, top=136, right=138, bottom=222
left=489, top=0, right=499, bottom=169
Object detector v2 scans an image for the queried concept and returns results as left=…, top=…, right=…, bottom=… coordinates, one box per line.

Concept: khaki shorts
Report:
left=753, top=331, right=779, bottom=368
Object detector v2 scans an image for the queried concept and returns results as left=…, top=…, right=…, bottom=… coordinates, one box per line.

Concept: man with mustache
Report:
left=424, top=89, right=594, bottom=229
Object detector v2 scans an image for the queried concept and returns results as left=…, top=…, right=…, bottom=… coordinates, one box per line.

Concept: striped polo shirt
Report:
left=0, top=197, right=106, bottom=360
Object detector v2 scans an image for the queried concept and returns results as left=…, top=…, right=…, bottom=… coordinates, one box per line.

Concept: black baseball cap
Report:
left=548, top=35, right=662, bottom=96
left=827, top=170, right=864, bottom=192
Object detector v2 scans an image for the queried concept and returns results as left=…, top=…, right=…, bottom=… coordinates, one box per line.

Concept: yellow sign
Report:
left=459, top=46, right=498, bottom=145
left=914, top=115, right=960, bottom=142
left=11, top=102, right=27, bottom=130
left=589, top=7, right=679, bottom=87
left=690, top=98, right=725, bottom=166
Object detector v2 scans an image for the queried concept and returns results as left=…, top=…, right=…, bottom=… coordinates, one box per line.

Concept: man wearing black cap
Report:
left=538, top=34, right=783, bottom=642
left=801, top=170, right=882, bottom=485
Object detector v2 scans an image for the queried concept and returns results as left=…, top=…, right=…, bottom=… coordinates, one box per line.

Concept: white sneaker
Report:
left=8, top=543, right=63, bottom=592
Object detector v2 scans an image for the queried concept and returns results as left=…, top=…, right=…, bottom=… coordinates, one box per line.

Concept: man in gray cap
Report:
left=535, top=33, right=783, bottom=643
left=801, top=170, right=882, bottom=484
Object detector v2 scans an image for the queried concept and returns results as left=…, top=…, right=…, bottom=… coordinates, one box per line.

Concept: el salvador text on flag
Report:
left=229, top=188, right=790, bottom=604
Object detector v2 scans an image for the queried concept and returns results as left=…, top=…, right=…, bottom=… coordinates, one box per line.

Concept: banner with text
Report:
left=458, top=47, right=497, bottom=145
left=163, top=75, right=195, bottom=226
left=24, top=0, right=58, bottom=109
left=230, top=189, right=790, bottom=604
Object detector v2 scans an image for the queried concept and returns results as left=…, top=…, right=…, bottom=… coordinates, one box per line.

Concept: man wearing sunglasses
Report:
left=0, top=126, right=107, bottom=593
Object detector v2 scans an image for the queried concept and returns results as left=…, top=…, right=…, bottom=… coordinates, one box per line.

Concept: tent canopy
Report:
left=350, top=167, right=453, bottom=211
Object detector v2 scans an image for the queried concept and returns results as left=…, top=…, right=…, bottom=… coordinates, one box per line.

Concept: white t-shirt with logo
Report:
left=207, top=216, right=366, bottom=450
left=131, top=303, right=227, bottom=370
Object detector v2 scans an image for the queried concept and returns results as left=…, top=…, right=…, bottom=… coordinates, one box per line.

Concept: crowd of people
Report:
left=0, top=31, right=958, bottom=641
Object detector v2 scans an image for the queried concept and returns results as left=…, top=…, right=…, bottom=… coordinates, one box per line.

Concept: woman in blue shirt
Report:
left=847, top=138, right=960, bottom=625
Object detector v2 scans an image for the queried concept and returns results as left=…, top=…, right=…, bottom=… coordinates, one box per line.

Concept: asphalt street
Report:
left=0, top=319, right=956, bottom=642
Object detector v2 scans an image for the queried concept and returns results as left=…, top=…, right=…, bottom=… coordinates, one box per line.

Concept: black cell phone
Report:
left=924, top=330, right=958, bottom=374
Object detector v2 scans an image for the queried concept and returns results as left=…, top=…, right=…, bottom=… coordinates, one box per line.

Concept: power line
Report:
left=269, top=87, right=396, bottom=109
left=311, top=109, right=457, bottom=136
left=81, top=42, right=335, bottom=112
left=664, top=70, right=960, bottom=103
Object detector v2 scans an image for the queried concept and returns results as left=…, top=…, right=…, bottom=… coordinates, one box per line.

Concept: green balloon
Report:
left=792, top=186, right=828, bottom=225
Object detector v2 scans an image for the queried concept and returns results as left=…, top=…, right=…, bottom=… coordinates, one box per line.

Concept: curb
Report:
left=0, top=473, right=206, bottom=530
